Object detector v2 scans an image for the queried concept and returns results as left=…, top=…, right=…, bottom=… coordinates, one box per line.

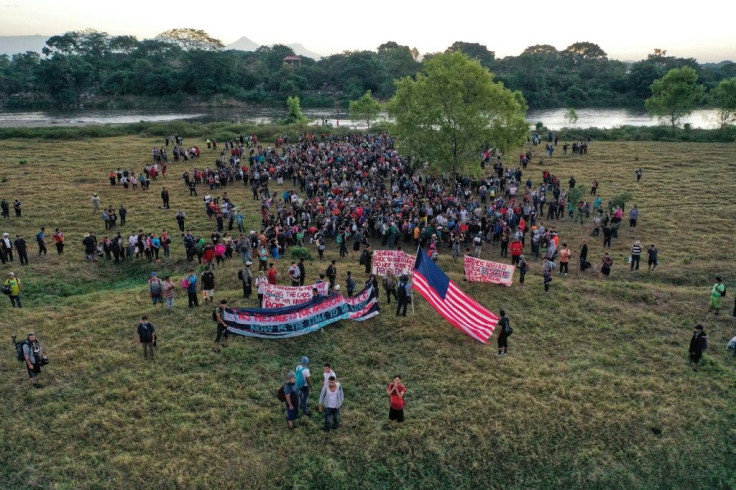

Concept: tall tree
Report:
left=710, top=77, right=736, bottom=129
left=645, top=66, right=705, bottom=128
left=445, top=42, right=495, bottom=69
left=349, top=90, right=382, bottom=129
left=389, top=51, right=527, bottom=177
left=156, top=28, right=224, bottom=51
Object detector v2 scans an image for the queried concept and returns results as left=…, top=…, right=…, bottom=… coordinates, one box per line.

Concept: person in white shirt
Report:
left=322, top=363, right=337, bottom=386
left=318, top=376, right=344, bottom=431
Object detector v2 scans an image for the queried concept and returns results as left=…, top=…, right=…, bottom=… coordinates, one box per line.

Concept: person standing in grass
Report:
left=22, top=332, right=44, bottom=387
left=497, top=309, right=512, bottom=355
left=163, top=275, right=176, bottom=310
left=387, top=375, right=407, bottom=426
left=201, top=266, right=216, bottom=304
left=4, top=271, right=22, bottom=308
left=136, top=316, right=155, bottom=361
left=295, top=356, right=313, bottom=417
left=213, top=299, right=229, bottom=353
left=707, top=277, right=726, bottom=315
left=647, top=244, right=658, bottom=271
left=148, top=272, right=164, bottom=306
left=688, top=324, right=708, bottom=371
left=185, top=269, right=199, bottom=307
left=630, top=240, right=643, bottom=271
left=284, top=371, right=300, bottom=429
left=318, top=376, right=344, bottom=432
left=599, top=252, right=613, bottom=279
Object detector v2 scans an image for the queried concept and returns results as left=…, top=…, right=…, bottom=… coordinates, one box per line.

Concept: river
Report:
left=0, top=107, right=723, bottom=130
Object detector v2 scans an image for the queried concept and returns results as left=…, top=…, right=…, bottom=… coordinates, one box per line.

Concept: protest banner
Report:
left=464, top=256, right=515, bottom=287
left=224, top=285, right=379, bottom=339
left=262, top=282, right=330, bottom=308
left=372, top=250, right=414, bottom=277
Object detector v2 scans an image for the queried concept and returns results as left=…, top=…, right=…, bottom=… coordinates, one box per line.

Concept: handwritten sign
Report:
left=372, top=250, right=414, bottom=277
left=464, top=256, right=515, bottom=287
left=262, top=282, right=330, bottom=308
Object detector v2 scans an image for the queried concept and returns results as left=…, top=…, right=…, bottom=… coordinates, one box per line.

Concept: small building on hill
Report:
left=283, top=56, right=301, bottom=69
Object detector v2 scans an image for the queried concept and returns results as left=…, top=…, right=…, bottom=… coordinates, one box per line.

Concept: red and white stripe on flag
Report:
left=412, top=272, right=498, bottom=343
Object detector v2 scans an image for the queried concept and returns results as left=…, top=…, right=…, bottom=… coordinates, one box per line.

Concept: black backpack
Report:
left=212, top=308, right=219, bottom=322
left=276, top=384, right=287, bottom=403
left=12, top=335, right=29, bottom=362
left=398, top=282, right=408, bottom=299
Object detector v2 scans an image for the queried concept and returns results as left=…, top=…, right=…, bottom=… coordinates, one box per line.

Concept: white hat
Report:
left=245, top=261, right=253, bottom=266
left=333, top=284, right=341, bottom=291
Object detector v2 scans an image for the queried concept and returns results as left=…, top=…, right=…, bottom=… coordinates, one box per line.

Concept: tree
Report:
left=349, top=90, right=382, bottom=129
left=710, top=77, right=736, bottom=129
left=645, top=66, right=705, bottom=128
left=284, top=96, right=307, bottom=125
left=155, top=28, right=224, bottom=51
left=564, top=107, right=579, bottom=127
left=388, top=51, right=528, bottom=178
left=445, top=42, right=495, bottom=69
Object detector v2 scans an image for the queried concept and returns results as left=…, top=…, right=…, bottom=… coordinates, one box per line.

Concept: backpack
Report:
left=212, top=307, right=220, bottom=322
left=702, top=336, right=708, bottom=351
left=720, top=285, right=726, bottom=298
left=150, top=278, right=162, bottom=294
left=398, top=282, right=408, bottom=299
left=13, top=336, right=29, bottom=362
left=181, top=278, right=190, bottom=288
left=359, top=250, right=368, bottom=265
left=276, top=385, right=287, bottom=403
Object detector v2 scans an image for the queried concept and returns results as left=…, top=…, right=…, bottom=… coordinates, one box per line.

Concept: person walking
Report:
left=256, top=271, right=267, bottom=306
left=497, top=309, right=512, bottom=355
left=201, top=266, right=216, bottom=304
left=630, top=240, right=642, bottom=271
left=288, top=261, right=301, bottom=286
left=558, top=243, right=571, bottom=276
left=688, top=324, right=708, bottom=371
left=136, top=316, right=156, bottom=360
left=148, top=272, right=164, bottom=306
left=283, top=371, right=300, bottom=429
left=239, top=261, right=253, bottom=299
left=518, top=255, right=528, bottom=288
left=318, top=376, right=344, bottom=432
left=53, top=228, right=65, bottom=255
left=161, top=187, right=170, bottom=209
left=396, top=274, right=411, bottom=317
left=387, top=375, right=407, bottom=426
left=213, top=299, right=229, bottom=352
left=647, top=244, right=658, bottom=271
left=599, top=252, right=613, bottom=279
left=382, top=271, right=398, bottom=305
left=295, top=356, right=313, bottom=417
left=185, top=269, right=199, bottom=307
left=298, top=257, right=306, bottom=286
left=579, top=239, right=589, bottom=271
left=36, top=228, right=47, bottom=256
left=326, top=260, right=337, bottom=289
left=175, top=211, right=186, bottom=232
left=22, top=332, right=45, bottom=387
left=14, top=234, right=29, bottom=266
left=707, top=277, right=726, bottom=315
left=4, top=271, right=22, bottom=308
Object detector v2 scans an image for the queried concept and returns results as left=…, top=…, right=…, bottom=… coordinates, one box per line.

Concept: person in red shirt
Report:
left=510, top=238, right=524, bottom=266
left=267, top=263, right=278, bottom=285
left=387, top=375, right=407, bottom=426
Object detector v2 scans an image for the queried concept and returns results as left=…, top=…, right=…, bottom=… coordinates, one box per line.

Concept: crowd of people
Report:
left=4, top=129, right=730, bottom=406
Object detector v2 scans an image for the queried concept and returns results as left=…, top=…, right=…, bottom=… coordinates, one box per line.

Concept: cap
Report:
left=151, top=272, right=157, bottom=276
left=8, top=272, right=15, bottom=277
left=301, top=356, right=309, bottom=364
left=287, top=371, right=296, bottom=380
left=245, top=261, right=252, bottom=266
left=333, top=284, right=341, bottom=291
left=27, top=332, right=35, bottom=337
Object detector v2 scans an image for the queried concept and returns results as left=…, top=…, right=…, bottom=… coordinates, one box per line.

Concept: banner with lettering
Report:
left=262, top=282, right=330, bottom=308
left=372, top=250, right=414, bottom=277
left=464, top=256, right=515, bottom=287
left=224, top=285, right=379, bottom=339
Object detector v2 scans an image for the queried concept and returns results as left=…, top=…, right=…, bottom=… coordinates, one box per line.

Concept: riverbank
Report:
left=0, top=118, right=734, bottom=143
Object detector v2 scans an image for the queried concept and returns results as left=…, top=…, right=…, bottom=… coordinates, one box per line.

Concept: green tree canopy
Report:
left=710, top=77, right=736, bottom=129
left=349, top=90, right=382, bottom=129
left=388, top=51, right=528, bottom=177
left=645, top=66, right=705, bottom=128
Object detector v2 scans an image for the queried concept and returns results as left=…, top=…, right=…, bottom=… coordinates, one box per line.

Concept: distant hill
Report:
left=225, top=36, right=322, bottom=60
left=0, top=35, right=48, bottom=56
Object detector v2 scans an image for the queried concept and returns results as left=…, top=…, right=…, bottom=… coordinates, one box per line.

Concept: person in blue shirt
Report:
left=185, top=269, right=198, bottom=307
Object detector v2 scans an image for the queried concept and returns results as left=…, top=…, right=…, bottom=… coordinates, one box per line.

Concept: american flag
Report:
left=412, top=248, right=498, bottom=343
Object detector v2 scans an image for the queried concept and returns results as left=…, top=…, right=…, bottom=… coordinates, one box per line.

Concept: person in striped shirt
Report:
left=630, top=240, right=642, bottom=271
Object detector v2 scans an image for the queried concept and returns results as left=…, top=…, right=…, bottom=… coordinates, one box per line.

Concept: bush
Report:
left=19, top=159, right=27, bottom=165
left=608, top=192, right=632, bottom=212
left=290, top=247, right=313, bottom=261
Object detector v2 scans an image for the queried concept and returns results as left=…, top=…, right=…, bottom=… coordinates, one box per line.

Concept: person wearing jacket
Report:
left=689, top=324, right=708, bottom=370
left=318, top=376, right=344, bottom=432
left=4, top=271, right=22, bottom=307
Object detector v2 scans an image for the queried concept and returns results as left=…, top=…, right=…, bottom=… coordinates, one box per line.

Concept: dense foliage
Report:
left=0, top=31, right=734, bottom=110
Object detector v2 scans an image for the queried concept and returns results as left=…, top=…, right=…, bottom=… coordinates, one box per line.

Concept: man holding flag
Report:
left=412, top=248, right=498, bottom=343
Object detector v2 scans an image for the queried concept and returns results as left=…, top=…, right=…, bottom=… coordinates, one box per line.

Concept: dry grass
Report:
left=0, top=135, right=735, bottom=489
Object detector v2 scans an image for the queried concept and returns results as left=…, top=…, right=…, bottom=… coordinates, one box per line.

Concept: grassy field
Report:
left=0, top=134, right=735, bottom=489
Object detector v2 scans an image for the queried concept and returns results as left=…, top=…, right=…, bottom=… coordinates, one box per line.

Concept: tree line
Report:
left=0, top=29, right=734, bottom=111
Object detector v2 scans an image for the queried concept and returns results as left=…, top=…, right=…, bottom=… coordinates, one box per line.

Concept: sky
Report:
left=1, top=0, right=735, bottom=63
